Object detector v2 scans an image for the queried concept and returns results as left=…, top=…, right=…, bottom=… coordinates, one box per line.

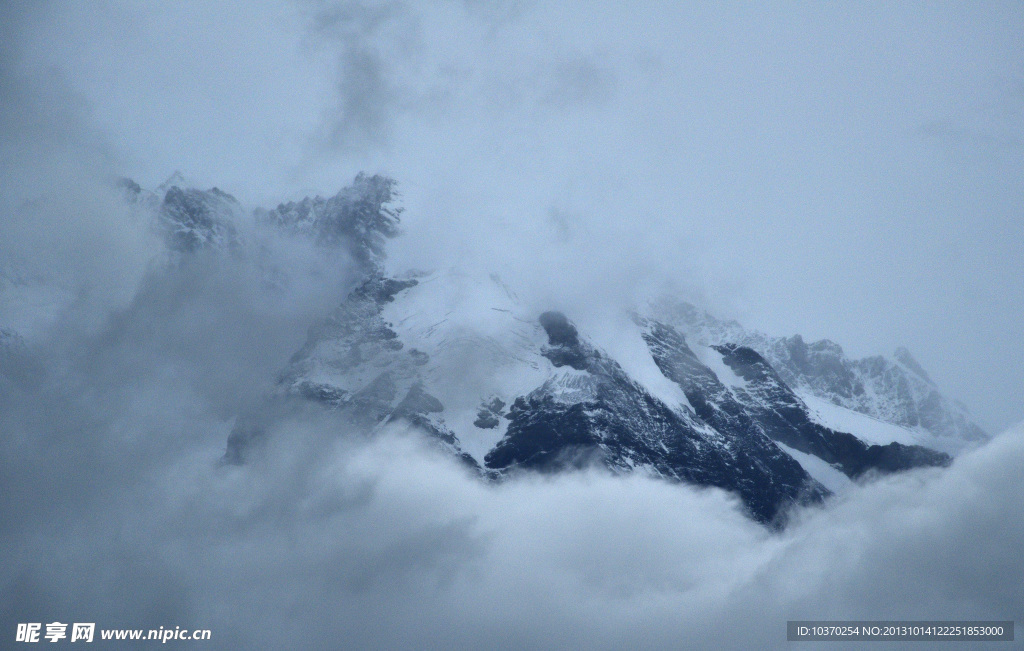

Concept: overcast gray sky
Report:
left=6, top=0, right=1023, bottom=431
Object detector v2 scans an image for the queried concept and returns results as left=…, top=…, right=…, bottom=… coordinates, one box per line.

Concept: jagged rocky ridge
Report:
left=639, top=321, right=950, bottom=479
left=115, top=173, right=973, bottom=524
left=650, top=299, right=988, bottom=449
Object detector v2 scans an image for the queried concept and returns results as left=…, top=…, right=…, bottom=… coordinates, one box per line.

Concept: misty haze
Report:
left=1, top=2, right=1022, bottom=649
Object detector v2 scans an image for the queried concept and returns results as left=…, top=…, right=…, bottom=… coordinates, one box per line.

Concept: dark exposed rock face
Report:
left=159, top=185, right=240, bottom=252
left=484, top=312, right=826, bottom=524
left=537, top=311, right=593, bottom=370
left=474, top=397, right=505, bottom=429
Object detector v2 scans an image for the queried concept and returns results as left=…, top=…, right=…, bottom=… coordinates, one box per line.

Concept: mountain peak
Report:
left=97, top=173, right=976, bottom=523
left=894, top=346, right=935, bottom=385
left=157, top=170, right=192, bottom=194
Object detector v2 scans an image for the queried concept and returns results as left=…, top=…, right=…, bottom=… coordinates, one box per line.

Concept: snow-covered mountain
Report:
left=649, top=299, right=988, bottom=455
left=50, top=173, right=982, bottom=524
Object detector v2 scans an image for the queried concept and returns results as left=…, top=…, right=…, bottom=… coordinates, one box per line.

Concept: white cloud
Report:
left=4, top=401, right=1021, bottom=649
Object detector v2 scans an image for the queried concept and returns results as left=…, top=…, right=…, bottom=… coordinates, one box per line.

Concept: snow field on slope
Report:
left=797, top=391, right=974, bottom=455
left=774, top=441, right=854, bottom=494
left=584, top=315, right=696, bottom=415
left=695, top=345, right=749, bottom=390
left=380, top=269, right=553, bottom=462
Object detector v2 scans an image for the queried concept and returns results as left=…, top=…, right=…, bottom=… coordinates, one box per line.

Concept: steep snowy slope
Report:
left=649, top=297, right=987, bottom=452
left=638, top=320, right=949, bottom=481
left=796, top=392, right=970, bottom=456
left=266, top=268, right=552, bottom=464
